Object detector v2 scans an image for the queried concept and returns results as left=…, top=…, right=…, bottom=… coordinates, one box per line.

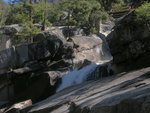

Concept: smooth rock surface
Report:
left=72, top=35, right=112, bottom=69
left=22, top=67, right=150, bottom=113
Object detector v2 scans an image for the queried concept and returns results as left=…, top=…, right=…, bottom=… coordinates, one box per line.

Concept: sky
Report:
left=3, top=0, right=17, bottom=3
left=3, top=0, right=8, bottom=3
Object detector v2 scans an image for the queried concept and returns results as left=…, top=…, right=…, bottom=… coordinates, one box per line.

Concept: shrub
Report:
left=112, top=0, right=129, bottom=10
left=135, top=2, right=150, bottom=22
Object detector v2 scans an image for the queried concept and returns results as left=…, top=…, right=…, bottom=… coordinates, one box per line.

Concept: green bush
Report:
left=16, top=24, right=40, bottom=44
left=112, top=0, right=129, bottom=10
left=135, top=2, right=150, bottom=22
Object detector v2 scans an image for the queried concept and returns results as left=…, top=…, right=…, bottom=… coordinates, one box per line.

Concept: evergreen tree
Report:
left=98, top=0, right=113, bottom=10
left=0, top=0, right=9, bottom=26
left=135, top=2, right=150, bottom=29
left=5, top=0, right=41, bottom=43
left=59, top=0, right=108, bottom=34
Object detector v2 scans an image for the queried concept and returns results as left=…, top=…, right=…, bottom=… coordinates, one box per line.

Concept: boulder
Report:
left=0, top=24, right=21, bottom=35
left=11, top=72, right=60, bottom=103
left=107, top=12, right=150, bottom=73
left=0, top=34, right=16, bottom=51
left=72, top=34, right=113, bottom=69
left=0, top=70, right=62, bottom=107
left=0, top=25, right=21, bottom=51
left=86, top=63, right=113, bottom=81
left=2, top=99, right=32, bottom=113
left=0, top=37, right=65, bottom=74
left=62, top=27, right=86, bottom=37
left=33, top=27, right=66, bottom=43
left=99, top=21, right=115, bottom=37
left=21, top=66, right=150, bottom=113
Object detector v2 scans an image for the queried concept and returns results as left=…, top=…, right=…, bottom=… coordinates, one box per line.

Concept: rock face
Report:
left=0, top=37, right=65, bottom=74
left=99, top=21, right=115, bottom=37
left=0, top=27, right=112, bottom=74
left=0, top=25, right=20, bottom=51
left=0, top=70, right=61, bottom=108
left=0, top=27, right=112, bottom=108
left=72, top=34, right=112, bottom=69
left=107, top=12, right=150, bottom=73
left=21, top=67, right=150, bottom=113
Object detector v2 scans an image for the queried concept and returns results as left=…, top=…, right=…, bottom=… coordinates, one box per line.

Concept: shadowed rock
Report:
left=107, top=12, right=150, bottom=73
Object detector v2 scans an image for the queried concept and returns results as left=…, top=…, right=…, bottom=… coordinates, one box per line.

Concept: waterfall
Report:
left=55, top=33, right=113, bottom=92
left=56, top=64, right=99, bottom=92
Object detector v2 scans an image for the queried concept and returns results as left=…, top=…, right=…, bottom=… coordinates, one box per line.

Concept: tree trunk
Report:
left=29, top=0, right=33, bottom=42
left=42, top=0, right=47, bottom=31
left=29, top=0, right=33, bottom=28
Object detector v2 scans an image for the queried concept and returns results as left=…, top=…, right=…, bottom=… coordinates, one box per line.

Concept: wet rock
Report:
left=46, top=71, right=62, bottom=86
left=87, top=63, right=113, bottom=81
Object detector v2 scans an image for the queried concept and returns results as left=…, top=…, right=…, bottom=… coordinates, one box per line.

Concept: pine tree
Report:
left=59, top=0, right=108, bottom=34
left=0, top=0, right=9, bottom=26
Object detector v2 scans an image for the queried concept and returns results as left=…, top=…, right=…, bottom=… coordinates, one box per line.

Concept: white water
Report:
left=56, top=64, right=99, bottom=92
